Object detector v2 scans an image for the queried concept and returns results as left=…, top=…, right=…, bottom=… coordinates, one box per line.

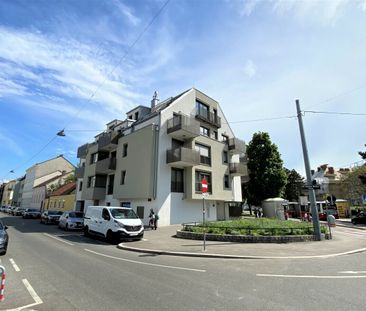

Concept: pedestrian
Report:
left=254, top=208, right=258, bottom=218
left=149, top=209, right=155, bottom=229
left=153, top=213, right=159, bottom=230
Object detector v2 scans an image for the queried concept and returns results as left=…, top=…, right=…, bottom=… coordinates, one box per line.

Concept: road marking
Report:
left=7, top=279, right=43, bottom=311
left=339, top=271, right=366, bottom=274
left=257, top=273, right=366, bottom=279
left=84, top=248, right=206, bottom=273
left=43, top=233, right=74, bottom=246
left=9, top=258, right=20, bottom=272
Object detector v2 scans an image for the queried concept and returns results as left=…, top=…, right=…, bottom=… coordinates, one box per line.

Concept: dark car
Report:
left=351, top=212, right=366, bottom=225
left=0, top=221, right=9, bottom=255
left=23, top=208, right=41, bottom=219
left=41, top=210, right=63, bottom=224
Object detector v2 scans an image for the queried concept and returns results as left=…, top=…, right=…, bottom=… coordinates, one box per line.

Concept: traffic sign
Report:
left=201, top=178, right=208, bottom=193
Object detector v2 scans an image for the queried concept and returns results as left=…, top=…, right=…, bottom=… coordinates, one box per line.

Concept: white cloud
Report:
left=112, top=0, right=141, bottom=26
left=243, top=59, right=256, bottom=78
left=361, top=0, right=366, bottom=11
left=238, top=0, right=261, bottom=16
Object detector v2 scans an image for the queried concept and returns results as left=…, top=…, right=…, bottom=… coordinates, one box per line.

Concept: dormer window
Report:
left=135, top=112, right=139, bottom=120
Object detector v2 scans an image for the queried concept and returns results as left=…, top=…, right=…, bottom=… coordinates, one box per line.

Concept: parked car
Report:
left=14, top=207, right=26, bottom=216
left=58, top=211, right=84, bottom=230
left=0, top=220, right=9, bottom=255
left=83, top=206, right=144, bottom=241
left=23, top=208, right=41, bottom=219
left=0, top=206, right=7, bottom=213
left=351, top=212, right=366, bottom=225
left=40, top=210, right=63, bottom=224
left=8, top=206, right=17, bottom=215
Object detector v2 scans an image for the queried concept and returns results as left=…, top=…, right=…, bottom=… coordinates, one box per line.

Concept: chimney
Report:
left=328, top=167, right=334, bottom=174
left=151, top=91, right=159, bottom=109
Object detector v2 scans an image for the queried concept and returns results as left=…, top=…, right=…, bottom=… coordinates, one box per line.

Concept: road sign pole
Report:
left=296, top=100, right=322, bottom=241
left=203, top=196, right=206, bottom=251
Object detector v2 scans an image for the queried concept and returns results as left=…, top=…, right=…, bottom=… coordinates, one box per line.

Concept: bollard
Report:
left=0, top=265, right=5, bottom=302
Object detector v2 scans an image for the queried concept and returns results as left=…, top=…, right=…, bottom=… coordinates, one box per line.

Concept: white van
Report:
left=84, top=206, right=144, bottom=241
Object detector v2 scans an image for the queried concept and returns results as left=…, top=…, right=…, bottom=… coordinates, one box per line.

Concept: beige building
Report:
left=76, top=88, right=248, bottom=226
left=1, top=180, right=16, bottom=206
left=21, top=155, right=75, bottom=208
left=44, top=182, right=76, bottom=212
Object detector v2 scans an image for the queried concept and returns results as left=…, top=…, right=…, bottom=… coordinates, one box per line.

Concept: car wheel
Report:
left=352, top=220, right=357, bottom=225
left=84, top=226, right=90, bottom=237
left=106, top=230, right=116, bottom=243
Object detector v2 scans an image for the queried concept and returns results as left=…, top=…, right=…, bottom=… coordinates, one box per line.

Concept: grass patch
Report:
left=183, top=218, right=327, bottom=236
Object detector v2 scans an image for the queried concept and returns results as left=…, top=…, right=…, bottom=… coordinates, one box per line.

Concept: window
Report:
left=87, top=176, right=96, bottom=188
left=224, top=175, right=230, bottom=189
left=223, top=151, right=228, bottom=164
left=195, top=143, right=211, bottom=165
left=123, top=143, right=128, bottom=157
left=128, top=115, right=133, bottom=120
left=137, top=206, right=144, bottom=219
left=79, top=181, right=83, bottom=191
left=120, top=170, right=126, bottom=185
left=171, top=168, right=184, bottom=193
left=134, top=112, right=139, bottom=120
left=90, top=153, right=98, bottom=164
left=200, top=126, right=209, bottom=137
left=213, top=131, right=218, bottom=140
left=195, top=171, right=212, bottom=193
left=222, top=134, right=229, bottom=143
left=196, top=100, right=209, bottom=119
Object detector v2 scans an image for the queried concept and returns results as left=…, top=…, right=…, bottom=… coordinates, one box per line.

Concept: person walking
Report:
left=153, top=212, right=159, bottom=230
left=149, top=209, right=155, bottom=229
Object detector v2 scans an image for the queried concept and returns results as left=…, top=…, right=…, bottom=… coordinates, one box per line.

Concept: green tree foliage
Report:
left=246, top=132, right=287, bottom=206
left=358, top=145, right=366, bottom=184
left=342, top=166, right=366, bottom=204
left=283, top=168, right=305, bottom=202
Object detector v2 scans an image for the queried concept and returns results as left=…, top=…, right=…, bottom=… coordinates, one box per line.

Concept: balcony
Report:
left=167, top=114, right=200, bottom=140
left=75, top=166, right=85, bottom=179
left=97, top=132, right=120, bottom=151
left=166, top=147, right=200, bottom=167
left=228, top=138, right=246, bottom=154
left=77, top=144, right=88, bottom=158
left=195, top=110, right=221, bottom=128
left=229, top=163, right=248, bottom=176
left=81, top=187, right=106, bottom=200
left=95, top=158, right=116, bottom=173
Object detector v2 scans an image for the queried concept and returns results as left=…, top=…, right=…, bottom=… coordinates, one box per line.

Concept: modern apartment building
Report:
left=76, top=88, right=248, bottom=226
left=21, top=155, right=75, bottom=208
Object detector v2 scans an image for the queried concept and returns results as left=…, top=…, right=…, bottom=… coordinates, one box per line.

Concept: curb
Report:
left=335, top=223, right=366, bottom=230
left=117, top=243, right=366, bottom=260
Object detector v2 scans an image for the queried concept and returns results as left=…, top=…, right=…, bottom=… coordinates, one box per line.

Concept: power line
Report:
left=228, top=115, right=297, bottom=124
left=303, top=110, right=366, bottom=116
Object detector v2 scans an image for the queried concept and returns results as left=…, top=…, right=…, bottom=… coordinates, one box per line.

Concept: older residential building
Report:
left=21, top=155, right=75, bottom=208
left=1, top=180, right=16, bottom=206
left=32, top=171, right=74, bottom=211
left=44, top=182, right=76, bottom=212
left=12, top=175, right=26, bottom=207
left=76, top=88, right=248, bottom=226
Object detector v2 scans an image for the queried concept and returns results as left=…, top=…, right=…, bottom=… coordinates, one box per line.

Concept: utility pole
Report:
left=296, top=99, right=322, bottom=241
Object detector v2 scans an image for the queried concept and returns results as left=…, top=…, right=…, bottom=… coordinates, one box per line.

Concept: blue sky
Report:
left=1, top=0, right=366, bottom=181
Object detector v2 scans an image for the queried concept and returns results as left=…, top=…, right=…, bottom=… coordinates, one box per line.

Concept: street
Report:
left=1, top=214, right=366, bottom=311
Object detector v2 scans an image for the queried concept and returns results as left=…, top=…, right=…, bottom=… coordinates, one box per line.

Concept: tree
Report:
left=283, top=168, right=305, bottom=202
left=342, top=166, right=366, bottom=205
left=358, top=145, right=366, bottom=184
left=245, top=132, right=287, bottom=206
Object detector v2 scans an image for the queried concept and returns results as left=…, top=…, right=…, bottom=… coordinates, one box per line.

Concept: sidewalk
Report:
left=118, top=224, right=366, bottom=259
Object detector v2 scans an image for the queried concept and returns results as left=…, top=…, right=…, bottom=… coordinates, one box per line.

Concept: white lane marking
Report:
left=7, top=279, right=43, bottom=311
left=43, top=233, right=74, bottom=246
left=339, top=271, right=366, bottom=274
left=84, top=248, right=206, bottom=273
left=257, top=273, right=366, bottom=279
left=9, top=258, right=20, bottom=272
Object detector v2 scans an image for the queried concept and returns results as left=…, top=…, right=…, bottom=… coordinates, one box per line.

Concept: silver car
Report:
left=58, top=211, right=84, bottom=230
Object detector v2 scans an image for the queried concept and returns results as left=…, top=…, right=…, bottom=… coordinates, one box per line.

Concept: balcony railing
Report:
left=95, top=157, right=116, bottom=173
left=228, top=138, right=246, bottom=154
left=167, top=114, right=200, bottom=139
left=166, top=147, right=200, bottom=167
left=77, top=144, right=88, bottom=158
left=75, top=166, right=85, bottom=179
left=97, top=132, right=119, bottom=150
left=195, top=110, right=221, bottom=128
left=229, top=163, right=248, bottom=176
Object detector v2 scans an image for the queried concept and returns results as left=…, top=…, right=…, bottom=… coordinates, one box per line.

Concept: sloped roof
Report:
left=33, top=172, right=64, bottom=188
left=49, top=182, right=76, bottom=196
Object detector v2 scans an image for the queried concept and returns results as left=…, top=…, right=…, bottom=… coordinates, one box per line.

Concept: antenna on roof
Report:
left=151, top=91, right=159, bottom=109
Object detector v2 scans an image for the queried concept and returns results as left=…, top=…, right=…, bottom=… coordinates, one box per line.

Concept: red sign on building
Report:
left=201, top=178, right=208, bottom=193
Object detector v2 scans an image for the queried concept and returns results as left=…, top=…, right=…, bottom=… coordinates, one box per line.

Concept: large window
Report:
left=123, top=143, right=128, bottom=157
left=171, top=168, right=184, bottom=193
left=90, top=153, right=98, bottom=164
left=223, top=151, right=228, bottom=164
left=224, top=175, right=230, bottom=189
left=195, top=143, right=211, bottom=165
left=196, top=100, right=209, bottom=119
left=87, top=176, right=96, bottom=188
left=195, top=171, right=212, bottom=193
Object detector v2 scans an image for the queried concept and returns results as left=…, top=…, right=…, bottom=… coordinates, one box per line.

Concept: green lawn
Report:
left=182, top=218, right=327, bottom=236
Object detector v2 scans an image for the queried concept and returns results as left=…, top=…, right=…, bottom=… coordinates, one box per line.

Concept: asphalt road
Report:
left=0, top=213, right=366, bottom=311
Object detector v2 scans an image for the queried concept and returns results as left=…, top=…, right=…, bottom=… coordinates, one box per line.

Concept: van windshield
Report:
left=110, top=208, right=138, bottom=219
